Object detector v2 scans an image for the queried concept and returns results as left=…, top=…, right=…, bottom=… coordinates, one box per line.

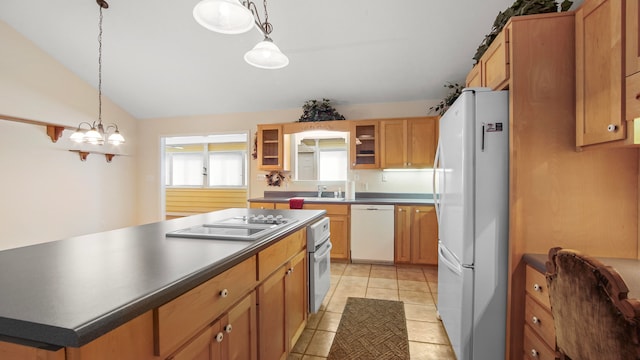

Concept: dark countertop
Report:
left=0, top=208, right=325, bottom=349
left=524, top=253, right=640, bottom=299
left=249, top=191, right=435, bottom=206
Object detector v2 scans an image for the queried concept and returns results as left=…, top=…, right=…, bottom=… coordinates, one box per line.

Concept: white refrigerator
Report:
left=433, top=88, right=509, bottom=360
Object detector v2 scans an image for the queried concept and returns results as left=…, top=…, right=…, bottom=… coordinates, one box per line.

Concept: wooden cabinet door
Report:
left=257, top=266, right=287, bottom=360
left=407, top=117, right=438, bottom=168
left=576, top=0, right=626, bottom=146
left=257, top=252, right=307, bottom=360
left=626, top=0, right=640, bottom=76
left=328, top=215, right=349, bottom=261
left=380, top=119, right=407, bottom=168
left=411, top=206, right=438, bottom=265
left=394, top=206, right=412, bottom=263
left=350, top=120, right=379, bottom=169
left=249, top=201, right=276, bottom=209
left=286, top=251, right=308, bottom=350
left=257, top=125, right=284, bottom=170
left=466, top=64, right=482, bottom=87
left=169, top=323, right=219, bottom=360
left=482, top=27, right=510, bottom=90
left=224, top=292, right=257, bottom=360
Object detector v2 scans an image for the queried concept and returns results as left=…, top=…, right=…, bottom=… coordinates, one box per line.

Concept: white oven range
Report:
left=307, top=217, right=331, bottom=313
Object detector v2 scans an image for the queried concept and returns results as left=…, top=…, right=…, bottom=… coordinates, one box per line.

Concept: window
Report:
left=209, top=151, right=246, bottom=187
left=319, top=149, right=348, bottom=180
left=167, top=152, right=204, bottom=186
left=165, top=134, right=248, bottom=188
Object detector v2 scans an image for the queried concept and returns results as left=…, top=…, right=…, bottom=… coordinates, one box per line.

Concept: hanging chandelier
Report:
left=193, top=0, right=289, bottom=69
left=71, top=0, right=125, bottom=146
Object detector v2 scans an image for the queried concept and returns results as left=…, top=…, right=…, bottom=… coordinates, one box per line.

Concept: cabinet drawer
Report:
left=523, top=325, right=556, bottom=360
left=249, top=201, right=275, bottom=209
left=525, top=265, right=550, bottom=308
left=626, top=70, right=640, bottom=121
left=154, top=256, right=257, bottom=356
left=524, top=294, right=555, bottom=349
left=258, top=230, right=305, bottom=281
left=303, top=203, right=349, bottom=215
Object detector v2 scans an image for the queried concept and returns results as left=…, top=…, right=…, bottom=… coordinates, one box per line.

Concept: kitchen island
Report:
left=0, top=208, right=324, bottom=360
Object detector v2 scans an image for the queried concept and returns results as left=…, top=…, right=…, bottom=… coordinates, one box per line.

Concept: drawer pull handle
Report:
left=286, top=269, right=292, bottom=276
left=215, top=332, right=224, bottom=343
left=533, top=283, right=542, bottom=292
left=224, top=324, right=233, bottom=333
left=607, top=124, right=618, bottom=132
left=530, top=349, right=539, bottom=358
left=532, top=316, right=540, bottom=325
left=220, top=289, right=229, bottom=297
left=636, top=93, right=640, bottom=100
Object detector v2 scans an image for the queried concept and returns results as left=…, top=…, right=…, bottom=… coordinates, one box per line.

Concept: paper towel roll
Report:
left=345, top=181, right=356, bottom=200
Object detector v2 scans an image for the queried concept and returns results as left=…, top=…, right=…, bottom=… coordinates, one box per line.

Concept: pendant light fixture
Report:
left=70, top=0, right=125, bottom=146
left=193, top=0, right=289, bottom=69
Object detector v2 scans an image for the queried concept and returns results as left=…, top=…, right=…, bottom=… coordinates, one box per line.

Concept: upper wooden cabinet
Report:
left=576, top=0, right=626, bottom=146
left=626, top=0, right=640, bottom=126
left=576, top=0, right=640, bottom=147
left=257, top=124, right=285, bottom=170
left=380, top=117, right=438, bottom=169
left=466, top=63, right=482, bottom=88
left=626, top=0, right=640, bottom=76
left=350, top=120, right=379, bottom=169
left=465, top=27, right=510, bottom=90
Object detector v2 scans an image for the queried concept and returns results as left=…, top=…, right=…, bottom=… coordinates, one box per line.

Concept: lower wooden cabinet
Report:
left=257, top=250, right=307, bottom=360
left=168, top=291, right=257, bottom=360
left=522, top=265, right=555, bottom=360
left=248, top=201, right=276, bottom=209
left=394, top=205, right=438, bottom=265
left=276, top=202, right=351, bottom=261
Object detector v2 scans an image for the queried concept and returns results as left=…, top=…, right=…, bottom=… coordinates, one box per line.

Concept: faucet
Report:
left=317, top=185, right=327, bottom=198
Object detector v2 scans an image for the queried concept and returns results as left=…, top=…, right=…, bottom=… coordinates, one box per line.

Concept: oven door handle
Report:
left=315, top=241, right=332, bottom=259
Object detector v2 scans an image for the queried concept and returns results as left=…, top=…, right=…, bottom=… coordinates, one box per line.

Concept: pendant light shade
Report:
left=193, top=0, right=255, bottom=35
left=244, top=38, right=289, bottom=69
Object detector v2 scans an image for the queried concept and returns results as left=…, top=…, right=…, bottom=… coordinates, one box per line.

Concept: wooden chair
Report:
left=545, top=247, right=640, bottom=360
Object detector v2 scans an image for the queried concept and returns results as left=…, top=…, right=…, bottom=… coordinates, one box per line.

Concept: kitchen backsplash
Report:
left=250, top=169, right=434, bottom=198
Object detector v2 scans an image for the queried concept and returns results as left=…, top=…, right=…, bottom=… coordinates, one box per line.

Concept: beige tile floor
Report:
left=288, top=263, right=456, bottom=360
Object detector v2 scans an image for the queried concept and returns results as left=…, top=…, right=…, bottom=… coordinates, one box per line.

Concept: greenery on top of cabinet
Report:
left=473, top=0, right=573, bottom=64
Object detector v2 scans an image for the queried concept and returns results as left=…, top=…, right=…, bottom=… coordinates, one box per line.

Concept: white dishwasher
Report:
left=350, top=204, right=395, bottom=264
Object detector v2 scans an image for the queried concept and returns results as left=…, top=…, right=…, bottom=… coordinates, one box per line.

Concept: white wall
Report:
left=137, top=101, right=438, bottom=224
left=0, top=20, right=138, bottom=250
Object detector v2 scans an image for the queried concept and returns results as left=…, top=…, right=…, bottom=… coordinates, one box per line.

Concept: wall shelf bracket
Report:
left=69, top=150, right=117, bottom=163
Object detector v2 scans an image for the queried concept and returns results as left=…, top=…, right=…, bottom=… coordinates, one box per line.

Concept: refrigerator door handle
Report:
left=438, top=242, right=462, bottom=275
left=433, top=141, right=443, bottom=226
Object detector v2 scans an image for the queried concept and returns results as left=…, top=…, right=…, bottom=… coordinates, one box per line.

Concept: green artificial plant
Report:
left=298, top=98, right=345, bottom=122
left=429, top=82, right=464, bottom=116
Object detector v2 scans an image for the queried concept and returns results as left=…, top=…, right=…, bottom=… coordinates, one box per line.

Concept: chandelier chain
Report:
left=98, top=4, right=103, bottom=124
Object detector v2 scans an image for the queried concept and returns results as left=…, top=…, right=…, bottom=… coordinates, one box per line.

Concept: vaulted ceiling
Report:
left=1, top=0, right=528, bottom=119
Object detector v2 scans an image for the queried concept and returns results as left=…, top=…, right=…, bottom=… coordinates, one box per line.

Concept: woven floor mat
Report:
left=327, top=297, right=409, bottom=360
